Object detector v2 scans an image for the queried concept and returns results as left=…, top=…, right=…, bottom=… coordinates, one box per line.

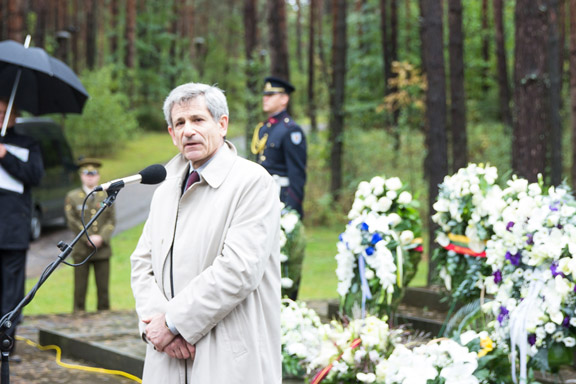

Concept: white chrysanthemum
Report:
left=385, top=177, right=402, bottom=191
left=399, top=230, right=414, bottom=245
left=564, top=337, right=576, bottom=347
left=357, top=181, right=372, bottom=197
left=357, top=372, right=376, bottom=383
left=388, top=213, right=401, bottom=227
left=281, top=211, right=299, bottom=233
left=281, top=277, right=294, bottom=288
left=398, top=191, right=412, bottom=204
left=372, top=196, right=392, bottom=212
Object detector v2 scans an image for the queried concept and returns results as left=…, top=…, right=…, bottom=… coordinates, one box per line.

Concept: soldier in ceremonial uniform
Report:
left=251, top=76, right=307, bottom=300
left=64, top=158, right=116, bottom=312
left=251, top=76, right=307, bottom=218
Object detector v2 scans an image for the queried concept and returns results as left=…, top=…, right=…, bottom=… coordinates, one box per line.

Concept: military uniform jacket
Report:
left=64, top=188, right=116, bottom=261
left=253, top=110, right=307, bottom=216
left=0, top=128, right=44, bottom=250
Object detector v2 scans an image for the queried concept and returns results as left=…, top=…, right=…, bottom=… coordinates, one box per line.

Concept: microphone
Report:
left=94, top=164, right=167, bottom=192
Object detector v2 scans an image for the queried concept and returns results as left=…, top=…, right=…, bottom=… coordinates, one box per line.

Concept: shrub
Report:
left=61, top=66, right=140, bottom=158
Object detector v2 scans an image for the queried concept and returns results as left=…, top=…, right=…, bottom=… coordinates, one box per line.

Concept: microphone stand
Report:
left=0, top=188, right=120, bottom=384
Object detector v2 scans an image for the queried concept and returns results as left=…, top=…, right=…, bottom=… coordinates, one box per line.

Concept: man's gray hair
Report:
left=163, top=82, right=229, bottom=127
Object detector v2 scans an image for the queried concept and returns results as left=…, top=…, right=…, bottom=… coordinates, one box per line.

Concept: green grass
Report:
left=98, top=132, right=179, bottom=181
left=24, top=221, right=428, bottom=315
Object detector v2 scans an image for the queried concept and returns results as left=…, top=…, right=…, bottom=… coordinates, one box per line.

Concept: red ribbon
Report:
left=443, top=243, right=486, bottom=258
left=310, top=338, right=362, bottom=384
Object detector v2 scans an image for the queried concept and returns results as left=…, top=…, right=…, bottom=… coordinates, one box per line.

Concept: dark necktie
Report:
left=185, top=170, right=200, bottom=191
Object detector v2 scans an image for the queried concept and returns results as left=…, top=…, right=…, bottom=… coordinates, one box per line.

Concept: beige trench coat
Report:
left=131, top=142, right=282, bottom=383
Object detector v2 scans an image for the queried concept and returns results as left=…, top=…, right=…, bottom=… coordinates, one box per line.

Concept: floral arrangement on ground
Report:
left=336, top=175, right=422, bottom=319
left=280, top=204, right=306, bottom=299
left=280, top=299, right=523, bottom=383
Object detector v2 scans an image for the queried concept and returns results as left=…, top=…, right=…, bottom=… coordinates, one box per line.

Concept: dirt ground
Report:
left=3, top=312, right=139, bottom=384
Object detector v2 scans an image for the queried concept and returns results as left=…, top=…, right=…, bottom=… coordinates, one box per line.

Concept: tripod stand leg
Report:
left=1, top=334, right=13, bottom=384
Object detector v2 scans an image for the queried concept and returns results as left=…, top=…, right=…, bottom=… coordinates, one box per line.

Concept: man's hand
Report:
left=87, top=234, right=103, bottom=248
left=163, top=336, right=196, bottom=360
left=0, top=143, right=6, bottom=158
left=144, top=313, right=176, bottom=352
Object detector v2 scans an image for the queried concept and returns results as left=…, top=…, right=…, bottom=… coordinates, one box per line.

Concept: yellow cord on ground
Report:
left=15, top=335, right=142, bottom=383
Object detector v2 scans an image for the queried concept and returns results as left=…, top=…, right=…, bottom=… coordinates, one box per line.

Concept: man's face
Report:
left=80, top=169, right=101, bottom=189
left=168, top=97, right=228, bottom=169
left=262, top=93, right=289, bottom=116
left=0, top=100, right=16, bottom=128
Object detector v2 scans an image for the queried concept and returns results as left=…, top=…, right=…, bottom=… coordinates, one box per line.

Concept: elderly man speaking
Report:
left=130, top=82, right=281, bottom=383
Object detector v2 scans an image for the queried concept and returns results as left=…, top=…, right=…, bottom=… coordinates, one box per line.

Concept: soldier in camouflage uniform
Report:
left=64, top=159, right=116, bottom=312
left=251, top=76, right=307, bottom=300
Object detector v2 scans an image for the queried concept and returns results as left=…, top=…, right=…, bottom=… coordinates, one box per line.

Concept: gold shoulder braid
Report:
left=251, top=123, right=268, bottom=155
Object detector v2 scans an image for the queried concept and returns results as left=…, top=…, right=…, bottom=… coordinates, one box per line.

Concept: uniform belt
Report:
left=272, top=175, right=290, bottom=187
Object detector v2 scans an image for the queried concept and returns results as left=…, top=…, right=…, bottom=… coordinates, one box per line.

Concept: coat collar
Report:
left=165, top=140, right=237, bottom=190
left=201, top=141, right=237, bottom=189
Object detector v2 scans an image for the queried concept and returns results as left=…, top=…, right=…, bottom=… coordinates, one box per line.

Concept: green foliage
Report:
left=381, top=61, right=427, bottom=132
left=61, top=66, right=139, bottom=158
left=135, top=103, right=167, bottom=132
left=346, top=2, right=386, bottom=129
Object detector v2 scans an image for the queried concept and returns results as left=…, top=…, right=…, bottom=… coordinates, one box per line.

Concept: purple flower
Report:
left=506, top=221, right=515, bottom=231
left=526, top=233, right=534, bottom=245
left=505, top=251, right=522, bottom=266
left=549, top=201, right=560, bottom=212
left=365, top=246, right=375, bottom=256
left=371, top=233, right=383, bottom=244
left=498, top=306, right=509, bottom=324
left=563, top=316, right=571, bottom=328
left=528, top=334, right=536, bottom=346
left=493, top=270, right=502, bottom=284
left=551, top=262, right=566, bottom=278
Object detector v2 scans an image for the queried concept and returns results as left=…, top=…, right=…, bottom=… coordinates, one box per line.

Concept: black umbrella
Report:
left=0, top=37, right=89, bottom=136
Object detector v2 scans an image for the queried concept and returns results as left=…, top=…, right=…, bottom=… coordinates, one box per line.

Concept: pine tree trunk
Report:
left=244, top=0, right=261, bottom=152
left=125, top=0, right=136, bottom=69
left=448, top=0, right=468, bottom=172
left=513, top=0, right=549, bottom=182
left=296, top=0, right=303, bottom=72
left=569, top=0, right=576, bottom=189
left=85, top=0, right=97, bottom=69
left=329, top=0, right=347, bottom=202
left=7, top=0, right=24, bottom=43
left=380, top=0, right=390, bottom=93
left=549, top=0, right=563, bottom=186
left=267, top=0, right=290, bottom=80
left=308, top=0, right=318, bottom=134
left=481, top=0, right=490, bottom=92
left=109, top=0, right=118, bottom=61
left=493, top=0, right=512, bottom=127
left=421, top=0, right=448, bottom=286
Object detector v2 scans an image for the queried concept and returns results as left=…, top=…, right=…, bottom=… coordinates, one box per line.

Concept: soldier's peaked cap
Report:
left=76, top=157, right=102, bottom=172
left=263, top=76, right=295, bottom=95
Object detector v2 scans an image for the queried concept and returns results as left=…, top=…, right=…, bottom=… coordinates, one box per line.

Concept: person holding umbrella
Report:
left=0, top=97, right=44, bottom=359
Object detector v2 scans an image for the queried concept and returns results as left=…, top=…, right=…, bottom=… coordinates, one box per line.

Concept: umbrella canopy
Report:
left=0, top=39, right=89, bottom=135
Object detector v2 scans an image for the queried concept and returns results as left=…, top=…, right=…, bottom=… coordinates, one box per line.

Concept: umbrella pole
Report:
left=0, top=69, right=22, bottom=138
left=1, top=36, right=29, bottom=138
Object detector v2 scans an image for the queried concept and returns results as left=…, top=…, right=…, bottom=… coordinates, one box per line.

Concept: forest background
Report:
left=1, top=0, right=573, bottom=286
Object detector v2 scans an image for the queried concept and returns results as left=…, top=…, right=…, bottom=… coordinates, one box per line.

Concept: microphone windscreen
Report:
left=139, top=164, right=167, bottom=185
